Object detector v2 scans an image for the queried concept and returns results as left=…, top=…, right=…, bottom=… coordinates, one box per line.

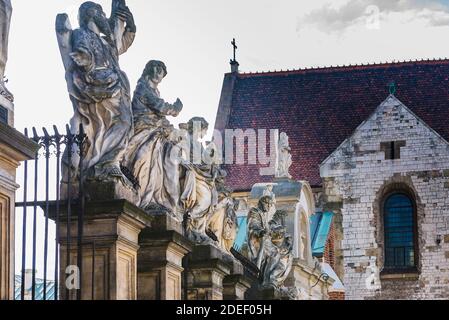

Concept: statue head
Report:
left=258, top=196, right=273, bottom=213
left=78, top=1, right=112, bottom=38
left=142, top=60, right=167, bottom=84
left=180, top=117, right=209, bottom=138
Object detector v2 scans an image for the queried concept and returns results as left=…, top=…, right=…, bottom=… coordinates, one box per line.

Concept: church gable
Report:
left=320, top=94, right=449, bottom=178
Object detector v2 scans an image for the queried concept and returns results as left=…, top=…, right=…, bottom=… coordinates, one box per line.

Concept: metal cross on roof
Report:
left=231, top=38, right=238, bottom=63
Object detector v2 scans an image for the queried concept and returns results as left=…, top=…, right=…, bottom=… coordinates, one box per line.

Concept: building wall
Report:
left=320, top=96, right=449, bottom=300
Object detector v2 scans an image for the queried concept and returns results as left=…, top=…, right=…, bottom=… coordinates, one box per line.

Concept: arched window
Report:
left=383, top=193, right=417, bottom=271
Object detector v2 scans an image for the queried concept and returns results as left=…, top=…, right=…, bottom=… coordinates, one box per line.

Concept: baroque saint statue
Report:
left=56, top=0, right=136, bottom=185
left=123, top=60, right=184, bottom=216
left=247, top=194, right=295, bottom=295
left=0, top=0, right=12, bottom=102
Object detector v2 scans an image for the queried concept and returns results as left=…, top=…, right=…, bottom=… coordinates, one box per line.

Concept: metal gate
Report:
left=14, top=124, right=87, bottom=300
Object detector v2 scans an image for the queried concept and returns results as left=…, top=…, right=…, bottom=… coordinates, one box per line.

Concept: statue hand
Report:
left=115, top=6, right=136, bottom=32
left=174, top=98, right=183, bottom=112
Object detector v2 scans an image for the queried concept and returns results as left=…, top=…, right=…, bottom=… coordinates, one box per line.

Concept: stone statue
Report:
left=0, top=0, right=13, bottom=102
left=247, top=196, right=272, bottom=269
left=276, top=132, right=292, bottom=179
left=248, top=195, right=294, bottom=293
left=262, top=184, right=276, bottom=221
left=263, top=210, right=293, bottom=289
left=123, top=60, right=183, bottom=216
left=56, top=0, right=136, bottom=185
left=180, top=117, right=224, bottom=243
left=207, top=183, right=238, bottom=253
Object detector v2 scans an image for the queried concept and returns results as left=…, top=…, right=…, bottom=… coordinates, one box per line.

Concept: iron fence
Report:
left=15, top=124, right=87, bottom=300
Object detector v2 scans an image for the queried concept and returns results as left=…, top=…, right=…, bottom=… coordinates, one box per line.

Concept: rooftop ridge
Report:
left=236, top=57, right=449, bottom=77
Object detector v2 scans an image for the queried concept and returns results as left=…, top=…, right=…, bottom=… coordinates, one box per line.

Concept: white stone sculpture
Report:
left=123, top=60, right=183, bottom=217
left=56, top=0, right=136, bottom=185
left=0, top=0, right=12, bottom=102
left=276, top=132, right=293, bottom=179
left=247, top=195, right=294, bottom=292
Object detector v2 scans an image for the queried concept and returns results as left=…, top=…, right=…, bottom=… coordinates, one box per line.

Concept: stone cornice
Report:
left=0, top=122, right=40, bottom=161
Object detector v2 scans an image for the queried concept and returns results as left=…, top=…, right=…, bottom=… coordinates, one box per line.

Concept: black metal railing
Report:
left=15, top=124, right=88, bottom=300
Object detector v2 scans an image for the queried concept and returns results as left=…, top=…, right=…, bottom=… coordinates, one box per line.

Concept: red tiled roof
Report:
left=218, top=59, right=449, bottom=191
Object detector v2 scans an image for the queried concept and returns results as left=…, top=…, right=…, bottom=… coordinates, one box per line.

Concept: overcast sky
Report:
left=9, top=0, right=449, bottom=281
left=7, top=0, right=449, bottom=134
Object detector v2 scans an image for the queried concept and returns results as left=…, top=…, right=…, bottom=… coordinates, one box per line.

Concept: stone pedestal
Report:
left=48, top=199, right=151, bottom=300
left=0, top=123, right=38, bottom=300
left=284, top=258, right=334, bottom=300
left=137, top=213, right=192, bottom=300
left=187, top=244, right=232, bottom=300
left=222, top=254, right=252, bottom=300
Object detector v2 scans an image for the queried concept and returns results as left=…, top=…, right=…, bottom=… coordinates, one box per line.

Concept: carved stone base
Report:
left=61, top=179, right=139, bottom=205
left=47, top=200, right=151, bottom=300
left=284, top=258, right=333, bottom=300
left=222, top=254, right=251, bottom=300
left=137, top=213, right=192, bottom=300
left=186, top=245, right=232, bottom=300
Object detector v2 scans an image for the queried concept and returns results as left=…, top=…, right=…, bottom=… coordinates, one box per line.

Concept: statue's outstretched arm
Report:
left=110, top=0, right=136, bottom=55
left=139, top=91, right=183, bottom=116
left=55, top=14, right=74, bottom=72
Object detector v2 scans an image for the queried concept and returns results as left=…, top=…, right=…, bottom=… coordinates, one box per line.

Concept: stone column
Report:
left=0, top=123, right=38, bottom=300
left=137, top=213, right=192, bottom=300
left=186, top=244, right=232, bottom=300
left=49, top=199, right=151, bottom=300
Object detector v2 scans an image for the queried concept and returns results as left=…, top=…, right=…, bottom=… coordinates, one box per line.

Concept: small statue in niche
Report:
left=276, top=132, right=293, bottom=179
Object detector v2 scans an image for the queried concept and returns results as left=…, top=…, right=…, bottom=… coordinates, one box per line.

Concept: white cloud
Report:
left=297, top=0, right=449, bottom=34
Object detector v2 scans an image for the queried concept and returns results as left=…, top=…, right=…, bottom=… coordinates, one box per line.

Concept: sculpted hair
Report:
left=142, top=60, right=168, bottom=80
left=78, top=1, right=103, bottom=29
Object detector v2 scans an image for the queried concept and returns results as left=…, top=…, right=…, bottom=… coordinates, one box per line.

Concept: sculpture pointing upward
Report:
left=56, top=0, right=136, bottom=184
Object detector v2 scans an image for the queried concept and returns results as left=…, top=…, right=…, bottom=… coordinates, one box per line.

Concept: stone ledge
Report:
left=380, top=272, right=419, bottom=281
left=44, top=199, right=153, bottom=227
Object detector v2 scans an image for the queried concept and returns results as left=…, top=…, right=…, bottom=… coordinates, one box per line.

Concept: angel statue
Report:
left=0, top=0, right=13, bottom=102
left=56, top=0, right=136, bottom=189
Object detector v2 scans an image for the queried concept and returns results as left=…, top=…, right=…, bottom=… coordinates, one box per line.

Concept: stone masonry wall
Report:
left=320, top=95, right=449, bottom=300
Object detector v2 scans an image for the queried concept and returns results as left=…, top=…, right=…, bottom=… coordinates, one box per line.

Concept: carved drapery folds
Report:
left=247, top=195, right=296, bottom=297
left=56, top=1, right=238, bottom=252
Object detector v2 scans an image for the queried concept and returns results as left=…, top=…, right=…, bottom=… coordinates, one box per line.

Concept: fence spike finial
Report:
left=53, top=125, right=60, bottom=138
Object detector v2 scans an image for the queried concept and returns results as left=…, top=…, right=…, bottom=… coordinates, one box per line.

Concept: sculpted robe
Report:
left=247, top=206, right=270, bottom=269
left=57, top=14, right=135, bottom=181
left=124, top=78, right=183, bottom=215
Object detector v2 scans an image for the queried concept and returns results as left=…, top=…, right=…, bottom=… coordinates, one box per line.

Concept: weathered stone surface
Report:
left=186, top=244, right=232, bottom=300
left=57, top=0, right=136, bottom=185
left=321, top=95, right=449, bottom=300
left=137, top=226, right=192, bottom=300
left=47, top=199, right=151, bottom=300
